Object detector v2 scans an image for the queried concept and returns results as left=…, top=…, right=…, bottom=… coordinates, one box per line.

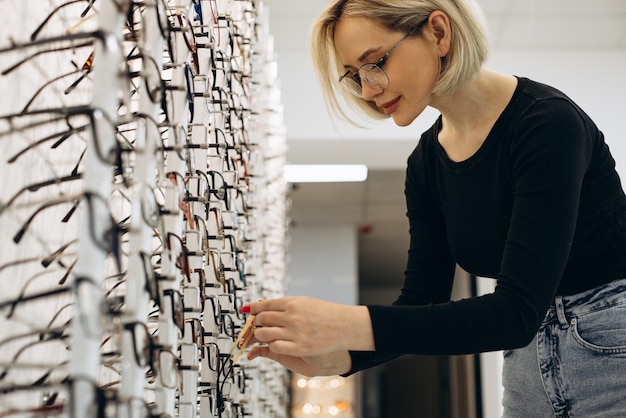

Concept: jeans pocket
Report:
left=571, top=303, right=626, bottom=354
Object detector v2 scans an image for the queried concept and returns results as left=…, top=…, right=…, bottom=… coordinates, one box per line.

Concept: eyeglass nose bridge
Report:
left=359, top=65, right=389, bottom=98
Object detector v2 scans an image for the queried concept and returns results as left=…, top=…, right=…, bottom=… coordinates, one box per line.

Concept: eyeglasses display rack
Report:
left=0, top=1, right=289, bottom=417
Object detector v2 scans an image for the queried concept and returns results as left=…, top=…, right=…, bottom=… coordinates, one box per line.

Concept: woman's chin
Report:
left=391, top=112, right=418, bottom=127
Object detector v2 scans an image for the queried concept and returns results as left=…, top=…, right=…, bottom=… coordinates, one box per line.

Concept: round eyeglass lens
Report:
left=360, top=64, right=389, bottom=87
left=341, top=64, right=390, bottom=97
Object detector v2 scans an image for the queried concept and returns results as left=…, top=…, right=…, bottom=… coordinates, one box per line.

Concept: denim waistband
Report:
left=545, top=278, right=626, bottom=327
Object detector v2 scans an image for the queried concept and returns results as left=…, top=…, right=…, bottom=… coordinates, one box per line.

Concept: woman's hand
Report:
left=246, top=347, right=352, bottom=377
left=241, top=296, right=374, bottom=358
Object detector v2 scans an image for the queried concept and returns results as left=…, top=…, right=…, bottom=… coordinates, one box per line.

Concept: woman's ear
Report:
left=427, top=11, right=452, bottom=58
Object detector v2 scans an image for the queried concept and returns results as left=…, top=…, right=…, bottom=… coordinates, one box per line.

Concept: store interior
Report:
left=0, top=1, right=625, bottom=417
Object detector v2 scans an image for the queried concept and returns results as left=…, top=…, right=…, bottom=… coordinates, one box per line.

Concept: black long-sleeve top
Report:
left=347, top=77, right=626, bottom=374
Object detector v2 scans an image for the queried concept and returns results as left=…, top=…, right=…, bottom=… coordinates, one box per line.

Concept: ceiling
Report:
left=262, top=0, right=626, bottom=292
left=263, top=0, right=626, bottom=52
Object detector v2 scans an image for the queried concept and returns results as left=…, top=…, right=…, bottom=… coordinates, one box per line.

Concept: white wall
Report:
left=286, top=225, right=359, bottom=306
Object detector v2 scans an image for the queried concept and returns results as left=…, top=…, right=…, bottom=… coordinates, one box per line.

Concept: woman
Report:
left=241, top=0, right=626, bottom=416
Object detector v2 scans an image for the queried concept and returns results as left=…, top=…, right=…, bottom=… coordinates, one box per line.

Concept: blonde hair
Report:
left=310, top=0, right=490, bottom=123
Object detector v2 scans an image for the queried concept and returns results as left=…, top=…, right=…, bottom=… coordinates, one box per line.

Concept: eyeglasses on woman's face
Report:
left=338, top=17, right=429, bottom=97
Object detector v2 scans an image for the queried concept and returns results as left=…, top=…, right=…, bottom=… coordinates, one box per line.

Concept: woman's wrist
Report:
left=339, top=305, right=375, bottom=351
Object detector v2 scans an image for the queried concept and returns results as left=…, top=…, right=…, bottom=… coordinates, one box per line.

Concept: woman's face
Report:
left=333, top=16, right=441, bottom=127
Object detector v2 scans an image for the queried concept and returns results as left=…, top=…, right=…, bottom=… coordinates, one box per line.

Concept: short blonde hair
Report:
left=311, top=0, right=490, bottom=123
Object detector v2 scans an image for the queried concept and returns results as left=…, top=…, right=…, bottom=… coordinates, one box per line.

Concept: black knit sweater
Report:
left=347, top=77, right=626, bottom=374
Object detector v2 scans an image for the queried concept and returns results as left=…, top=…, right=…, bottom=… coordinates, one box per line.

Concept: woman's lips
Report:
left=380, top=97, right=401, bottom=115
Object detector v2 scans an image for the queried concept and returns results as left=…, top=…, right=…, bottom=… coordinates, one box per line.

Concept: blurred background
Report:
left=262, top=1, right=626, bottom=417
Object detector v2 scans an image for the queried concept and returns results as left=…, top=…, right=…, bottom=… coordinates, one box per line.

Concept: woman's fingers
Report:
left=252, top=326, right=327, bottom=358
left=242, top=297, right=290, bottom=315
left=246, top=345, right=317, bottom=376
left=253, top=323, right=291, bottom=344
left=242, top=296, right=340, bottom=356
left=247, top=346, right=353, bottom=377
left=242, top=314, right=306, bottom=357
left=234, top=312, right=289, bottom=348
left=241, top=296, right=369, bottom=356
left=253, top=310, right=290, bottom=328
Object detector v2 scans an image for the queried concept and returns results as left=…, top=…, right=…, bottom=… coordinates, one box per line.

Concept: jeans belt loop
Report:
left=554, top=295, right=569, bottom=328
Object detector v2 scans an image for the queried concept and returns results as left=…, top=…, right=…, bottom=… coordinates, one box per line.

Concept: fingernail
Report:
left=240, top=305, right=251, bottom=313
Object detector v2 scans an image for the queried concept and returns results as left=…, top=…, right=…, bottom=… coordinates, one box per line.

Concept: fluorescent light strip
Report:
left=284, top=164, right=368, bottom=183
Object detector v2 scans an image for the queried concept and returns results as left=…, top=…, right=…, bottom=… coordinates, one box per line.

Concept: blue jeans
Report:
left=502, top=278, right=626, bottom=418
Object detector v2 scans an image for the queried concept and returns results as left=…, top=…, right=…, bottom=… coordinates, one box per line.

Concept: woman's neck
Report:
left=434, top=69, right=517, bottom=131
left=430, top=69, right=518, bottom=162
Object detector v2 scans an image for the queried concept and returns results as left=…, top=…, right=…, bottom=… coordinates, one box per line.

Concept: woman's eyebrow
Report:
left=343, top=46, right=383, bottom=68
left=358, top=47, right=382, bottom=63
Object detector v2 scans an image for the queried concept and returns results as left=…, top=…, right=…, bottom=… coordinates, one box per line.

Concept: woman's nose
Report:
left=360, top=81, right=383, bottom=101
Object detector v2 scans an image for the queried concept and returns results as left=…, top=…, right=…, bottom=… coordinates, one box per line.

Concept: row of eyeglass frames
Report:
left=0, top=0, right=290, bottom=417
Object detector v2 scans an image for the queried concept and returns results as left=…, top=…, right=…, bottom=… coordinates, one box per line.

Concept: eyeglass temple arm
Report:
left=30, top=0, right=92, bottom=41
left=228, top=314, right=255, bottom=364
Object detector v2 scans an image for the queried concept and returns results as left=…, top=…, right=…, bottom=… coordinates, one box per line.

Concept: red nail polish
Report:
left=240, top=305, right=251, bottom=313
